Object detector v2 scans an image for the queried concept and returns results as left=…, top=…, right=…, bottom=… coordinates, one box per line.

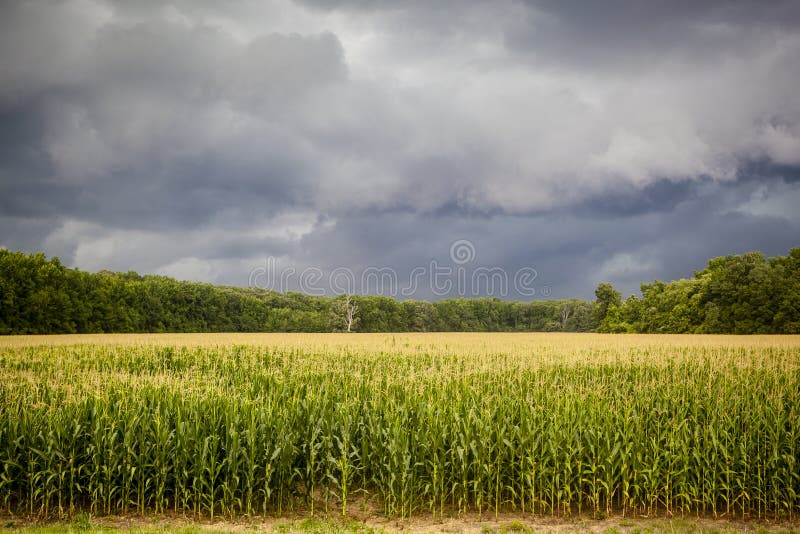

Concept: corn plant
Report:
left=0, top=333, right=797, bottom=519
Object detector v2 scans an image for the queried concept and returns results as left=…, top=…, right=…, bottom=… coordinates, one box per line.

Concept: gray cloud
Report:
left=1, top=0, right=798, bottom=299
left=505, top=1, right=800, bottom=69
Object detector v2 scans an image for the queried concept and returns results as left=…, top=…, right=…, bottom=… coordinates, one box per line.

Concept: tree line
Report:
left=0, top=248, right=797, bottom=334
left=595, top=248, right=800, bottom=334
left=0, top=249, right=594, bottom=334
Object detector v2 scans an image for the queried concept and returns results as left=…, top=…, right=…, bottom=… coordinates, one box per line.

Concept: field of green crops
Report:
left=0, top=333, right=799, bottom=522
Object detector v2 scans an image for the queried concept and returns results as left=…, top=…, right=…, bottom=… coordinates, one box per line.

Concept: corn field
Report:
left=0, top=333, right=798, bottom=520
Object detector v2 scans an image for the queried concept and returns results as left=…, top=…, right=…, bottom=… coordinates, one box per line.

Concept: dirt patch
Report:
left=367, top=513, right=799, bottom=533
left=3, top=511, right=799, bottom=533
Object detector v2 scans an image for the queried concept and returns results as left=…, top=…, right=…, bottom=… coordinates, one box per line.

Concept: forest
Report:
left=596, top=248, right=800, bottom=334
left=0, top=248, right=797, bottom=334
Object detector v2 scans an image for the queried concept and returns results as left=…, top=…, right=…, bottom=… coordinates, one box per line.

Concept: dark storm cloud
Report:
left=505, top=1, right=800, bottom=67
left=569, top=179, right=699, bottom=218
left=737, top=160, right=800, bottom=184
left=283, top=166, right=799, bottom=300
left=0, top=0, right=798, bottom=296
left=1, top=3, right=345, bottom=229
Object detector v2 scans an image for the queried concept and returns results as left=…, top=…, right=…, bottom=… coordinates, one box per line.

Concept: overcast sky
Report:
left=1, top=0, right=799, bottom=299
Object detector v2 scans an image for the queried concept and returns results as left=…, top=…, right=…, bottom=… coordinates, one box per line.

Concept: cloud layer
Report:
left=1, top=0, right=799, bottom=298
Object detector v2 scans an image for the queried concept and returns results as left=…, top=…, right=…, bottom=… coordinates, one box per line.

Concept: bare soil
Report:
left=4, top=510, right=799, bottom=533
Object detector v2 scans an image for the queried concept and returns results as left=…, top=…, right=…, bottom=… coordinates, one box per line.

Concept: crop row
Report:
left=0, top=342, right=798, bottom=519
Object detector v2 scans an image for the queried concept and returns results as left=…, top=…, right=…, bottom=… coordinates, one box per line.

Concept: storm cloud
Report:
left=1, top=0, right=799, bottom=299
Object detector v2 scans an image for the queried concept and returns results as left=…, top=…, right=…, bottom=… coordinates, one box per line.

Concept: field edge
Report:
left=3, top=512, right=800, bottom=533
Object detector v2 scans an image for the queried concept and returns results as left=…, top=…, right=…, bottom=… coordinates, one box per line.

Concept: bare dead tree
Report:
left=560, top=304, right=572, bottom=330
left=331, top=293, right=359, bottom=332
left=343, top=294, right=358, bottom=332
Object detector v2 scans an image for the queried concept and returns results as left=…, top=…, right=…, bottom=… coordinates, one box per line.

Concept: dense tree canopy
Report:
left=598, top=248, right=800, bottom=334
left=1, top=248, right=797, bottom=334
left=0, top=249, right=596, bottom=334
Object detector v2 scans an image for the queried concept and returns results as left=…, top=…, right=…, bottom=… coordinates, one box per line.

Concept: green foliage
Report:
left=594, top=282, right=622, bottom=327
left=0, top=250, right=327, bottom=334
left=0, top=250, right=599, bottom=334
left=0, top=341, right=798, bottom=519
left=596, top=248, right=800, bottom=334
left=2, top=247, right=798, bottom=334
